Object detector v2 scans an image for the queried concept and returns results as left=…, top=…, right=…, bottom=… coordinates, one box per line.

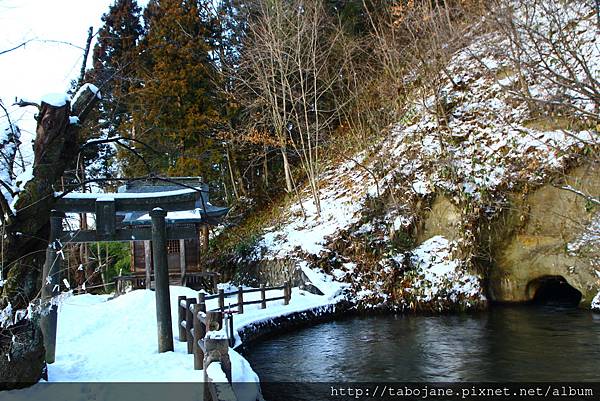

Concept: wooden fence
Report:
left=114, top=271, right=219, bottom=295
left=177, top=282, right=291, bottom=401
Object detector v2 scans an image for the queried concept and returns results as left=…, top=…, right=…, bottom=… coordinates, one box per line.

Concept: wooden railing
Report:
left=205, top=282, right=291, bottom=315
left=176, top=282, right=291, bottom=401
left=114, top=271, right=219, bottom=295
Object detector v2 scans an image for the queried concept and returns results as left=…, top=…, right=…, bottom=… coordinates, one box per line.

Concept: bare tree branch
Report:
left=0, top=40, right=33, bottom=56
left=76, top=27, right=94, bottom=92
left=13, top=99, right=39, bottom=109
left=555, top=184, right=600, bottom=206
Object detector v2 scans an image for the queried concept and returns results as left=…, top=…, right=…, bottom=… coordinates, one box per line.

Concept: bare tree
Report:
left=491, top=0, right=599, bottom=121
left=489, top=0, right=599, bottom=197
left=237, top=0, right=351, bottom=217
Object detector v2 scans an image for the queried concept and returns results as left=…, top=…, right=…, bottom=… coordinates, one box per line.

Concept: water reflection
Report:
left=244, top=306, right=600, bottom=385
left=415, top=314, right=491, bottom=381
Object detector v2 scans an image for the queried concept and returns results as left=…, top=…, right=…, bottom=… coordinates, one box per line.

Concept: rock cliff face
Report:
left=485, top=164, right=599, bottom=306
left=414, top=163, right=599, bottom=307
left=417, top=197, right=462, bottom=243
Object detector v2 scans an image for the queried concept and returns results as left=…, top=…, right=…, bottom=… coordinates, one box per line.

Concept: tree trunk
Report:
left=281, top=146, right=293, bottom=193
left=225, top=145, right=239, bottom=200
left=263, top=146, right=269, bottom=188
left=0, top=86, right=99, bottom=388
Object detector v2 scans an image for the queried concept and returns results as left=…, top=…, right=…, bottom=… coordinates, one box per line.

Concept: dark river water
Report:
left=243, top=305, right=600, bottom=399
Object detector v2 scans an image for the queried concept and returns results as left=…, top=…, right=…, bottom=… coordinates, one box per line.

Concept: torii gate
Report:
left=41, top=187, right=202, bottom=363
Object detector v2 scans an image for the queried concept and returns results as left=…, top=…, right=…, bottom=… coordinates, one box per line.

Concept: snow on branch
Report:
left=557, top=185, right=600, bottom=206
left=0, top=100, right=22, bottom=220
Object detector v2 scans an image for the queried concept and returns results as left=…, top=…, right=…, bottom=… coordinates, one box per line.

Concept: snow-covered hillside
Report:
left=241, top=0, right=599, bottom=311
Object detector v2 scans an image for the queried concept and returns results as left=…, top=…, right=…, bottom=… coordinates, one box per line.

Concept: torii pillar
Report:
left=150, top=208, right=174, bottom=353
left=41, top=210, right=65, bottom=364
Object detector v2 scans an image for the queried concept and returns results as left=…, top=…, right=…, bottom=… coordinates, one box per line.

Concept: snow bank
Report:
left=213, top=281, right=344, bottom=348
left=254, top=157, right=372, bottom=260
left=406, top=236, right=485, bottom=308
left=43, top=287, right=259, bottom=383
left=4, top=273, right=350, bottom=400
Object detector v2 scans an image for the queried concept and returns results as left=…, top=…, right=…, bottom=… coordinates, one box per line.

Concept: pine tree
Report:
left=92, top=0, right=143, bottom=135
left=125, top=0, right=224, bottom=181
left=76, top=0, right=144, bottom=181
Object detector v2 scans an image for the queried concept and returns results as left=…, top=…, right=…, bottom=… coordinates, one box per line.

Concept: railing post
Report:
left=186, top=298, right=197, bottom=354
left=198, top=292, right=206, bottom=313
left=206, top=311, right=223, bottom=332
left=218, top=289, right=225, bottom=313
left=228, top=313, right=235, bottom=348
left=204, top=336, right=232, bottom=381
left=284, top=281, right=290, bottom=305
left=193, top=304, right=204, bottom=370
left=178, top=295, right=187, bottom=342
left=41, top=210, right=64, bottom=364
left=203, top=334, right=233, bottom=401
left=237, top=287, right=244, bottom=314
left=260, top=284, right=266, bottom=309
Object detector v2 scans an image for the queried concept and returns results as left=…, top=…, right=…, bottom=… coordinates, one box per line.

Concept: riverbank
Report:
left=3, top=246, right=599, bottom=401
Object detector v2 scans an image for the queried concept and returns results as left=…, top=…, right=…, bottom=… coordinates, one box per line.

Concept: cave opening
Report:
left=528, top=276, right=582, bottom=307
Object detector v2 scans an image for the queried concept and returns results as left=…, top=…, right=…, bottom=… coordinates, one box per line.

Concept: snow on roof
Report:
left=136, top=209, right=202, bottom=221
left=126, top=204, right=229, bottom=225
left=59, top=187, right=197, bottom=200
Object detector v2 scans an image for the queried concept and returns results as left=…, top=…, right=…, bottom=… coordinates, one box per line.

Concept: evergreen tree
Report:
left=92, top=0, right=143, bottom=135
left=125, top=0, right=224, bottom=181
left=80, top=0, right=144, bottom=181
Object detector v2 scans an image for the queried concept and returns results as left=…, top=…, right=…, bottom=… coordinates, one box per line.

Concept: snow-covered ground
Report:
left=4, top=278, right=345, bottom=401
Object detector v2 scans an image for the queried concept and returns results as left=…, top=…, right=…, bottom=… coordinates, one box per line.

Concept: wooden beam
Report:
left=41, top=210, right=65, bottom=364
left=129, top=241, right=135, bottom=273
left=55, top=190, right=199, bottom=213
left=61, top=225, right=197, bottom=243
left=201, top=224, right=209, bottom=253
left=186, top=298, right=197, bottom=354
left=197, top=226, right=202, bottom=272
left=95, top=199, right=116, bottom=239
left=193, top=304, right=204, bottom=370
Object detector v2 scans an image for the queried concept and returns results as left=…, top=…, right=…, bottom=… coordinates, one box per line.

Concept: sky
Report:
left=0, top=0, right=147, bottom=142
